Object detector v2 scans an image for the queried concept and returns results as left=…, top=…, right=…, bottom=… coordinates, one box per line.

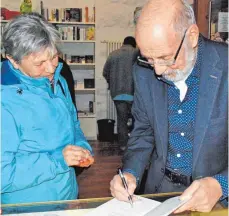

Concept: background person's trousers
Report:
left=114, top=100, right=132, bottom=148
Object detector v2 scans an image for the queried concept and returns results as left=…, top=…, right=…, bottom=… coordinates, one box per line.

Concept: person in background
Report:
left=1, top=12, right=94, bottom=204
left=110, top=0, right=228, bottom=213
left=59, top=57, right=76, bottom=107
left=133, top=6, right=143, bottom=26
left=103, top=36, right=138, bottom=151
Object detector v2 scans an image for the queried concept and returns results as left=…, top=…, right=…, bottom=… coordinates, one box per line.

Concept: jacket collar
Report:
left=1, top=60, right=63, bottom=87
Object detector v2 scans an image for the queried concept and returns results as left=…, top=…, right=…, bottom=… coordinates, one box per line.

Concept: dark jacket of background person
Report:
left=103, top=40, right=138, bottom=99
left=59, top=57, right=76, bottom=107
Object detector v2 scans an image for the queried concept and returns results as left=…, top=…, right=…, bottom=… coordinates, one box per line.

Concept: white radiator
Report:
left=101, top=40, right=123, bottom=131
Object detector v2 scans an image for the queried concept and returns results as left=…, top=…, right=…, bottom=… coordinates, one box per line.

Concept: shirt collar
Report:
left=157, top=34, right=203, bottom=86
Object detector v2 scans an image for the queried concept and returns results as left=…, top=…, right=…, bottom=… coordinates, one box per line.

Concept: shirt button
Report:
left=177, top=153, right=181, bottom=158
left=161, top=168, right=164, bottom=173
left=181, top=132, right=185, bottom=136
left=178, top=109, right=182, bottom=114
left=157, top=77, right=161, bottom=80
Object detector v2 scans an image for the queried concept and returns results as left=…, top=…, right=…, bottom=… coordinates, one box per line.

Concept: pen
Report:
left=118, top=169, right=133, bottom=207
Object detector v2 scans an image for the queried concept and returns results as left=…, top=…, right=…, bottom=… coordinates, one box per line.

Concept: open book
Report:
left=85, top=196, right=190, bottom=216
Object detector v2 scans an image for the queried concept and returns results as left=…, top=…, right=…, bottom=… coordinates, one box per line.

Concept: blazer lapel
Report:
left=151, top=76, right=168, bottom=164
left=192, top=38, right=223, bottom=175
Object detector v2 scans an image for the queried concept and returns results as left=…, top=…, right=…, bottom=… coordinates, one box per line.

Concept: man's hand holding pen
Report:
left=118, top=169, right=134, bottom=207
left=110, top=170, right=137, bottom=205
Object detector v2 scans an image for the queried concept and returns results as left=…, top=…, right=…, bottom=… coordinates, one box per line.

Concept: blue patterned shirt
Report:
left=125, top=39, right=228, bottom=199
left=166, top=68, right=199, bottom=176
left=160, top=40, right=228, bottom=198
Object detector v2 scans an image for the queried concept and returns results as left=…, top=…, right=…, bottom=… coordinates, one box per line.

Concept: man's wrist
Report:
left=123, top=169, right=140, bottom=185
left=212, top=175, right=228, bottom=199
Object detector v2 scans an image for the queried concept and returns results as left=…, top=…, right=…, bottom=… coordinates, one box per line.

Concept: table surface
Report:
left=2, top=192, right=228, bottom=215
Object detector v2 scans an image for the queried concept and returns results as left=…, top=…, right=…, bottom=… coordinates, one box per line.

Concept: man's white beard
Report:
left=162, top=45, right=197, bottom=82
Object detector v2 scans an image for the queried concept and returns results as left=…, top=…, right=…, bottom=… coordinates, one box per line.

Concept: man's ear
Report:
left=188, top=24, right=199, bottom=49
left=6, top=55, right=19, bottom=69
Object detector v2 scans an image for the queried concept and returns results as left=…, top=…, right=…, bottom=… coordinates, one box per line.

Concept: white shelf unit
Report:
left=68, top=63, right=95, bottom=67
left=52, top=21, right=97, bottom=140
left=74, top=88, right=95, bottom=92
left=1, top=20, right=95, bottom=25
left=61, top=40, right=95, bottom=43
left=78, top=113, right=96, bottom=118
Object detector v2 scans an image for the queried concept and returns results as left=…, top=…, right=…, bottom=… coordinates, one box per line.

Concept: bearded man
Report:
left=110, top=0, right=228, bottom=213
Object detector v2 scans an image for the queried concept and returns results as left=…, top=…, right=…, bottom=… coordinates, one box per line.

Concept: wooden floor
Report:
left=77, top=140, right=123, bottom=199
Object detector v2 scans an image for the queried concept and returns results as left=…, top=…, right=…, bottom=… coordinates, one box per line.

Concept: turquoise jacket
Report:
left=1, top=60, right=92, bottom=204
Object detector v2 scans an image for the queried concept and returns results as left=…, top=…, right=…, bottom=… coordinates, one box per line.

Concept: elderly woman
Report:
left=1, top=13, right=94, bottom=204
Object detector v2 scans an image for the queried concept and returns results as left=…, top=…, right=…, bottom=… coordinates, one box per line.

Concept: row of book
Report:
left=56, top=26, right=95, bottom=41
left=40, top=3, right=95, bottom=23
left=60, top=54, right=94, bottom=64
left=70, top=55, right=94, bottom=64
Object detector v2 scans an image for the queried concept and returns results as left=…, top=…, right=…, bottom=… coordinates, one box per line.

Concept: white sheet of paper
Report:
left=144, top=196, right=190, bottom=216
left=84, top=197, right=161, bottom=216
left=4, top=196, right=190, bottom=216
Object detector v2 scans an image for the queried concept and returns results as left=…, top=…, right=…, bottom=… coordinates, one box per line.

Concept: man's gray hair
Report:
left=2, top=13, right=60, bottom=63
left=134, top=7, right=143, bottom=26
left=173, top=0, right=196, bottom=34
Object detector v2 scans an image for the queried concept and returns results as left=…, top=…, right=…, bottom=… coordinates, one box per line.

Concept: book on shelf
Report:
left=77, top=101, right=94, bottom=115
left=86, top=27, right=95, bottom=40
left=40, top=3, right=95, bottom=23
left=1, top=8, right=20, bottom=20
left=63, top=54, right=94, bottom=64
left=56, top=25, right=95, bottom=41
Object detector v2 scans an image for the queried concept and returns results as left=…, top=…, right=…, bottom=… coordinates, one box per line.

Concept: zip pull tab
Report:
left=50, top=79, right=54, bottom=93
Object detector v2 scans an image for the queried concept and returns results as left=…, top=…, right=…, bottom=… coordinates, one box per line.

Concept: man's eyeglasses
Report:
left=137, top=29, right=188, bottom=67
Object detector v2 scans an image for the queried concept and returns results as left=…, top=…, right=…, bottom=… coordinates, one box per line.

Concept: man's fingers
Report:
left=110, top=175, right=131, bottom=201
left=181, top=180, right=200, bottom=200
left=174, top=180, right=200, bottom=213
left=111, top=190, right=130, bottom=202
left=128, top=182, right=136, bottom=195
left=175, top=193, right=197, bottom=213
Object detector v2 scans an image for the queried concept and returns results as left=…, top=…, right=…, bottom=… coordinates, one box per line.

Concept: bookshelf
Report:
left=1, top=18, right=97, bottom=141
left=1, top=20, right=95, bottom=25
left=50, top=21, right=95, bottom=25
left=54, top=20, right=97, bottom=140
left=61, top=40, right=95, bottom=43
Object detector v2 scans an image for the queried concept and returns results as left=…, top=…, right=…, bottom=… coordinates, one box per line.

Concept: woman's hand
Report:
left=62, top=145, right=92, bottom=167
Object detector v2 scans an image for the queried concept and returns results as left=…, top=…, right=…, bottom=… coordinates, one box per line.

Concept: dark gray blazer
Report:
left=103, top=45, right=138, bottom=98
left=123, top=35, right=228, bottom=194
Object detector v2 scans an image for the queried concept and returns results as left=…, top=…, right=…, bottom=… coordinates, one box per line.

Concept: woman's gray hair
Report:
left=2, top=12, right=61, bottom=63
left=173, top=0, right=196, bottom=34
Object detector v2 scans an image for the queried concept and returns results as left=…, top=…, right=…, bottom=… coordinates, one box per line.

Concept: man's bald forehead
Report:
left=136, top=0, right=182, bottom=29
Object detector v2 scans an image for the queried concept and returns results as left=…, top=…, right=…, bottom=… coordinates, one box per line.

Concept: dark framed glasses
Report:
left=137, top=29, right=188, bottom=67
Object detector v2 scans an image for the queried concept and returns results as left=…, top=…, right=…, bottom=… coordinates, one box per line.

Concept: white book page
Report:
left=85, top=197, right=161, bottom=216
left=4, top=196, right=190, bottom=216
left=144, top=196, right=191, bottom=216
